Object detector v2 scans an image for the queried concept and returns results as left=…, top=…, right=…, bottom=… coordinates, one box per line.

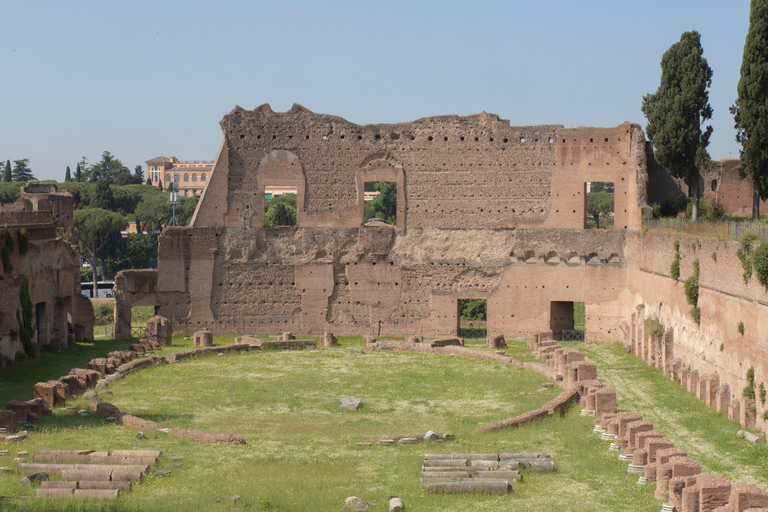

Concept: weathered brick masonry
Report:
left=115, top=104, right=647, bottom=340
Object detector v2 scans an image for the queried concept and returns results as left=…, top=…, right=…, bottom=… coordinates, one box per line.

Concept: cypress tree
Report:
left=75, top=163, right=83, bottom=182
left=642, top=31, right=713, bottom=221
left=732, top=0, right=768, bottom=219
left=90, top=180, right=116, bottom=211
left=65, top=166, right=71, bottom=182
left=3, top=160, right=10, bottom=183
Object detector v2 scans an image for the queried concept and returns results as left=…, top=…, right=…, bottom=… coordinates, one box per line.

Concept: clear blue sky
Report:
left=2, top=1, right=752, bottom=181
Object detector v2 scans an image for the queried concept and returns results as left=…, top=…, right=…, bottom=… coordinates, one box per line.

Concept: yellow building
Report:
left=145, top=156, right=213, bottom=198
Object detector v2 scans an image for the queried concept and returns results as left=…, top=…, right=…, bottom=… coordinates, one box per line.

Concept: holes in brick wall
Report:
left=428, top=136, right=433, bottom=141
left=443, top=136, right=448, bottom=141
left=322, top=135, right=328, bottom=141
left=390, top=133, right=399, bottom=140
left=520, top=137, right=525, bottom=143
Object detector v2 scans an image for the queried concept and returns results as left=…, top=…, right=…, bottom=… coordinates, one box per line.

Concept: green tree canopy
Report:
left=72, top=208, right=127, bottom=297
left=363, top=182, right=397, bottom=225
left=3, top=161, right=10, bottom=183
left=134, top=165, right=144, bottom=184
left=11, top=159, right=36, bottom=182
left=642, top=31, right=713, bottom=221
left=586, top=190, right=615, bottom=229
left=732, top=0, right=768, bottom=219
left=90, top=180, right=116, bottom=211
left=87, top=151, right=132, bottom=184
left=264, top=194, right=297, bottom=227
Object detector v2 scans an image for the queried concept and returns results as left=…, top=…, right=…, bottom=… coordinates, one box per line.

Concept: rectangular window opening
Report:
left=364, top=181, right=397, bottom=226
left=264, top=186, right=298, bottom=227
left=457, top=299, right=487, bottom=340
left=551, top=301, right=586, bottom=342
left=585, top=181, right=614, bottom=230
left=131, top=305, right=155, bottom=339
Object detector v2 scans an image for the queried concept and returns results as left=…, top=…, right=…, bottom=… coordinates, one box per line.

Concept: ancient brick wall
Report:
left=122, top=105, right=649, bottom=343
left=0, top=234, right=88, bottom=361
left=620, top=231, right=768, bottom=429
left=192, top=104, right=644, bottom=231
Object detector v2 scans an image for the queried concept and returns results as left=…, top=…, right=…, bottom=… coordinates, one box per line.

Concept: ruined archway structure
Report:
left=115, top=102, right=647, bottom=343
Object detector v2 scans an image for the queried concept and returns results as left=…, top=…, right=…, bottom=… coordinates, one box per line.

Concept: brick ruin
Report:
left=114, top=104, right=768, bottom=434
left=115, top=103, right=647, bottom=342
left=0, top=184, right=93, bottom=362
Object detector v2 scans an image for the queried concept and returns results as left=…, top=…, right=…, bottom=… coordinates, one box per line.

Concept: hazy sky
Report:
left=2, top=1, right=752, bottom=181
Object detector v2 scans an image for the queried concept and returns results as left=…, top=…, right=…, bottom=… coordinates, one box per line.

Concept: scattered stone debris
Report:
left=19, top=449, right=162, bottom=500
left=420, top=453, right=550, bottom=493
left=342, top=496, right=368, bottom=511
left=388, top=496, right=404, bottom=511
left=340, top=398, right=362, bottom=411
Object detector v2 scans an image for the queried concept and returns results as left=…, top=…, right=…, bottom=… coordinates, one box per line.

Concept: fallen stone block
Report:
left=41, top=481, right=77, bottom=489
left=340, top=398, right=362, bottom=410
left=111, top=450, right=162, bottom=458
left=425, top=480, right=513, bottom=493
left=62, top=469, right=112, bottom=481
left=74, top=489, right=119, bottom=500
left=193, top=329, right=213, bottom=347
left=37, top=488, right=75, bottom=498
left=78, top=480, right=132, bottom=491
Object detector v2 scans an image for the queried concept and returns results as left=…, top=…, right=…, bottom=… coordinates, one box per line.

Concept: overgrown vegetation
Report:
left=459, top=298, right=487, bottom=321
left=16, top=228, right=28, bottom=255
left=753, top=242, right=768, bottom=286
left=738, top=233, right=760, bottom=284
left=744, top=366, right=756, bottom=399
left=685, top=259, right=701, bottom=324
left=671, top=239, right=681, bottom=279
left=685, top=259, right=700, bottom=306
left=16, top=276, right=34, bottom=356
left=738, top=321, right=745, bottom=335
left=644, top=316, right=665, bottom=337
left=760, top=383, right=766, bottom=405
left=364, top=181, right=397, bottom=225
left=264, top=193, right=297, bottom=227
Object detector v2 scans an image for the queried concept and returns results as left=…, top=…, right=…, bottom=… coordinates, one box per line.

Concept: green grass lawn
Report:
left=0, top=336, right=757, bottom=511
left=566, top=341, right=768, bottom=488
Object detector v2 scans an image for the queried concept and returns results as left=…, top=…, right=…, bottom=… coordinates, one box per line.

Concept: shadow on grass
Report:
left=0, top=338, right=135, bottom=405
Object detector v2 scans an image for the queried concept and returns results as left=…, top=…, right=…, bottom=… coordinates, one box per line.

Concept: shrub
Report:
left=738, top=322, right=745, bottom=335
left=738, top=233, right=760, bottom=284
left=753, top=242, right=768, bottom=286
left=651, top=203, right=661, bottom=219
left=674, top=239, right=680, bottom=252
left=1, top=246, right=11, bottom=274
left=670, top=255, right=680, bottom=280
left=760, top=383, right=766, bottom=405
left=720, top=343, right=724, bottom=352
left=2, top=231, right=14, bottom=253
left=686, top=197, right=726, bottom=219
left=16, top=228, right=28, bottom=255
left=16, top=276, right=34, bottom=356
left=690, top=306, right=701, bottom=324
left=711, top=252, right=717, bottom=262
left=684, top=274, right=699, bottom=305
left=744, top=367, right=756, bottom=399
left=644, top=316, right=665, bottom=337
